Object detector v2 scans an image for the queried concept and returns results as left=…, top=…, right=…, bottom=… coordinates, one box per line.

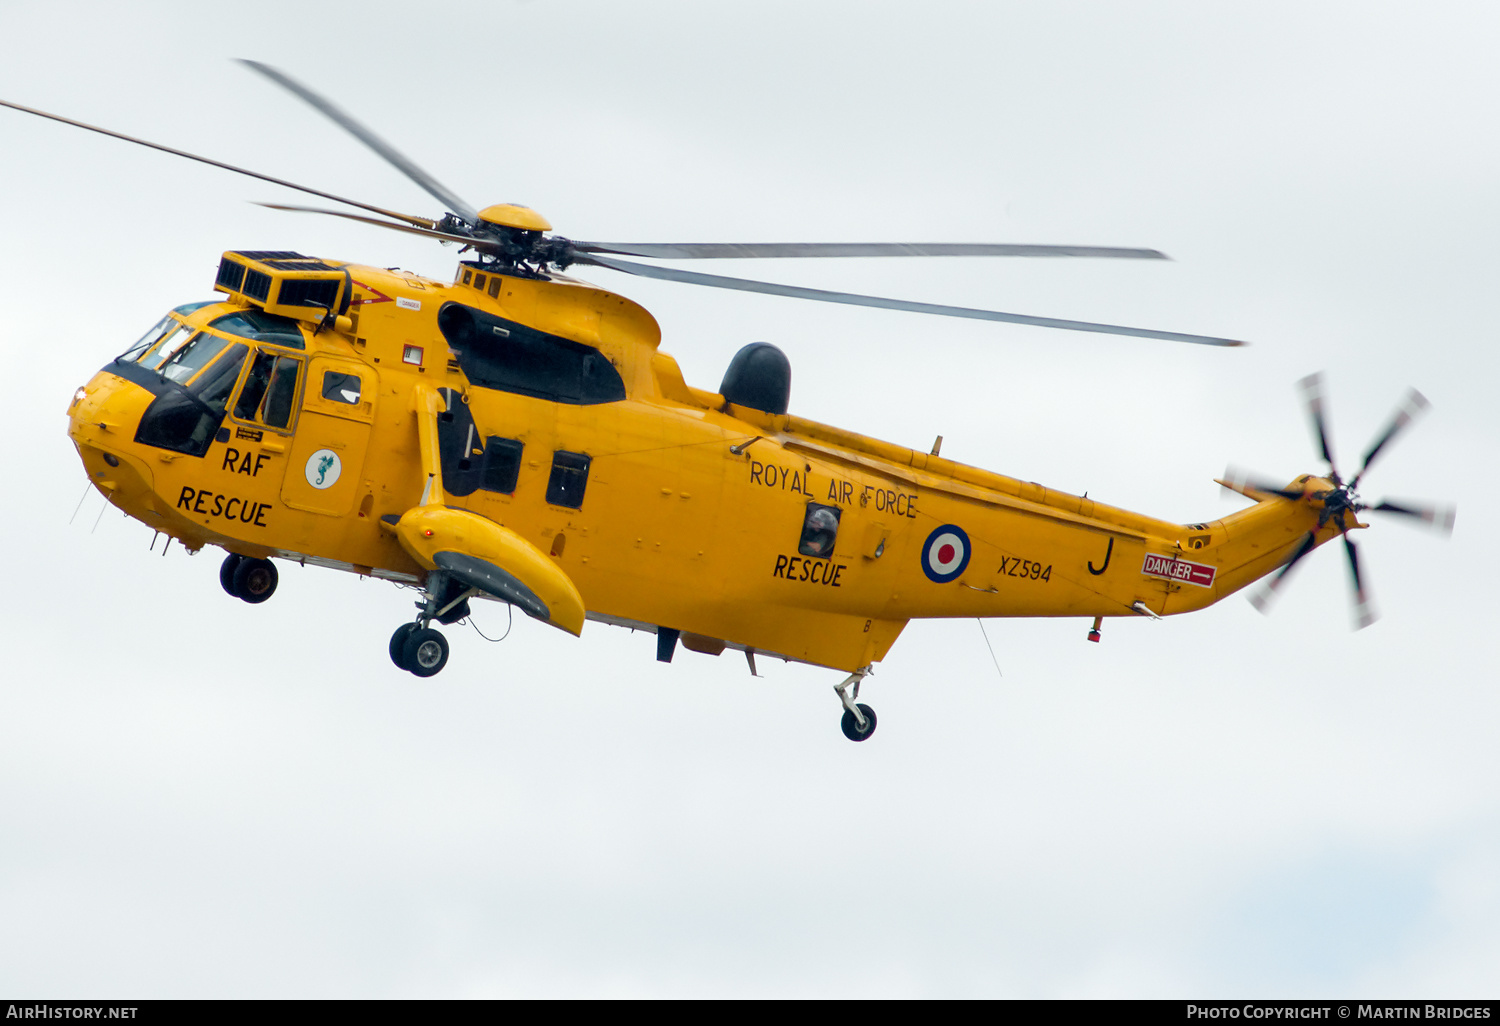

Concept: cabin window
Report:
left=321, top=370, right=362, bottom=404
left=482, top=438, right=524, bottom=495
left=436, top=302, right=626, bottom=405
left=546, top=451, right=591, bottom=508
left=798, top=502, right=842, bottom=558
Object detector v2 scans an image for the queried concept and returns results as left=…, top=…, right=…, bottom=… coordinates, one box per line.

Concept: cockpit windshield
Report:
left=160, top=333, right=233, bottom=384
left=210, top=309, right=306, bottom=349
left=134, top=342, right=249, bottom=457
left=116, top=302, right=221, bottom=366
left=117, top=316, right=180, bottom=365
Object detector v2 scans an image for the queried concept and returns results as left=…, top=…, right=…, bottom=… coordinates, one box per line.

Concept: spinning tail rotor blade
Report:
left=1248, top=531, right=1318, bottom=615
left=255, top=203, right=492, bottom=248
left=1297, top=372, right=1339, bottom=475
left=0, top=97, right=439, bottom=230
left=1239, top=376, right=1452, bottom=630
left=1351, top=389, right=1430, bottom=488
left=1343, top=533, right=1377, bottom=630
left=571, top=242, right=1170, bottom=260
left=1366, top=499, right=1457, bottom=535
left=577, top=253, right=1248, bottom=347
left=239, top=60, right=480, bottom=225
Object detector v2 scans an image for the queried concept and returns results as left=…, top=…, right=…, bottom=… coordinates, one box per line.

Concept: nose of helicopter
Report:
left=67, top=370, right=158, bottom=514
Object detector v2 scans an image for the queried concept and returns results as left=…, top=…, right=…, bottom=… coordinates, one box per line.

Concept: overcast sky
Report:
left=1, top=0, right=1497, bottom=998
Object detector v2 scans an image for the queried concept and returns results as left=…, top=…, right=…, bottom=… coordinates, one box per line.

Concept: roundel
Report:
left=305, top=449, right=342, bottom=490
left=921, top=524, right=971, bottom=583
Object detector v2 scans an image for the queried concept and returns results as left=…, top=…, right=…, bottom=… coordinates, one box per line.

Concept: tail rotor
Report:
left=1238, top=373, right=1455, bottom=630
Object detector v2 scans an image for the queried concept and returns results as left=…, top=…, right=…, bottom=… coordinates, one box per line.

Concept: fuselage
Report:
left=67, top=256, right=1340, bottom=672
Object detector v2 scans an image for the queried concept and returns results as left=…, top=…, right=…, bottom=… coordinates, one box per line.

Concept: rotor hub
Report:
left=476, top=203, right=552, bottom=232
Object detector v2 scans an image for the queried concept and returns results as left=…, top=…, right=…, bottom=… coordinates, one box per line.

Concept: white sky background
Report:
left=0, top=0, right=1497, bottom=998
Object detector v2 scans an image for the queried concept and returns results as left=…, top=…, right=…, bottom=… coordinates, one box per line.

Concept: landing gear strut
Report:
left=388, top=571, right=475, bottom=678
left=220, top=553, right=278, bottom=603
left=834, top=668, right=877, bottom=742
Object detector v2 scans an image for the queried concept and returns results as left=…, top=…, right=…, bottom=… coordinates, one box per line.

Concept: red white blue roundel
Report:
left=921, top=525, right=971, bottom=583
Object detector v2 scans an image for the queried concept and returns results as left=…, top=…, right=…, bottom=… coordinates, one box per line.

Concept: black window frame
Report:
left=482, top=437, right=525, bottom=495
left=797, top=501, right=842, bottom=558
left=436, top=302, right=626, bottom=406
left=546, top=451, right=592, bottom=509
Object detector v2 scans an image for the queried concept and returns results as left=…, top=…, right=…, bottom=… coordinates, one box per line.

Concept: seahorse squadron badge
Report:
left=305, top=449, right=342, bottom=490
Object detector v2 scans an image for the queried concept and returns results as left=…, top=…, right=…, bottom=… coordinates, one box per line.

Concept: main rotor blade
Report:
left=1248, top=530, right=1318, bottom=615
left=1366, top=499, right=1457, bottom=535
left=0, top=97, right=438, bottom=230
left=1297, top=372, right=1339, bottom=478
left=255, top=203, right=494, bottom=249
left=572, top=242, right=1169, bottom=260
left=1343, top=532, right=1377, bottom=630
left=238, top=60, right=480, bottom=225
left=577, top=254, right=1247, bottom=347
left=1351, top=388, right=1430, bottom=488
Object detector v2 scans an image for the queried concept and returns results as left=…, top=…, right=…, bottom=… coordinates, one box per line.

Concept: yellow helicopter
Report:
left=5, top=62, right=1455, bottom=741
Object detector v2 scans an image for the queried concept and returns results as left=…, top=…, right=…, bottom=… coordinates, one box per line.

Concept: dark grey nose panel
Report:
left=719, top=342, right=791, bottom=415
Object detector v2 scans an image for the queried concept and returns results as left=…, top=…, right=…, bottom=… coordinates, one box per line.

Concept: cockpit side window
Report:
left=234, top=351, right=277, bottom=421
left=229, top=351, right=302, bottom=431
left=261, top=356, right=301, bottom=429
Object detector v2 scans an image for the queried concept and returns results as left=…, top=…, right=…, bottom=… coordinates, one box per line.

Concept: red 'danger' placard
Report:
left=1140, top=552, right=1217, bottom=588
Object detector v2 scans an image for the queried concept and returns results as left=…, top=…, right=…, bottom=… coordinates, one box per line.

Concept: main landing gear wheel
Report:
left=219, top=554, right=243, bottom=596
left=840, top=704, right=878, bottom=742
left=402, top=627, right=450, bottom=678
left=389, top=623, right=419, bottom=670
left=231, top=557, right=278, bottom=603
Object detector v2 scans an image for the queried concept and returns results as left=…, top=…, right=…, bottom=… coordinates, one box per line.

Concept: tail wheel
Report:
left=231, top=558, right=278, bottom=604
left=402, top=627, right=450, bottom=678
left=219, top=553, right=243, bottom=596
left=840, top=703, right=878, bottom=742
